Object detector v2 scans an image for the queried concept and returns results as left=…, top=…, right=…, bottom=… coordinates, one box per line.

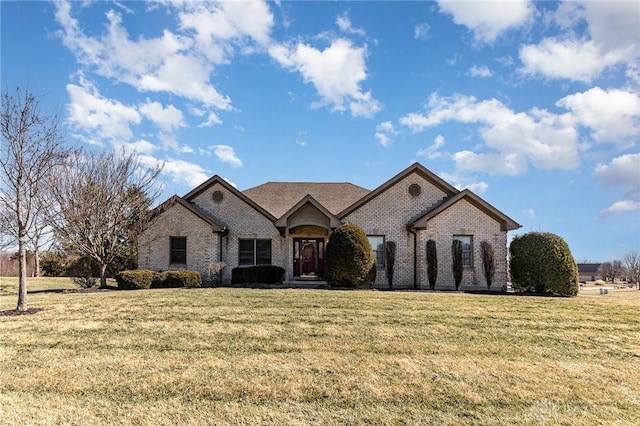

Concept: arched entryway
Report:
left=291, top=225, right=328, bottom=279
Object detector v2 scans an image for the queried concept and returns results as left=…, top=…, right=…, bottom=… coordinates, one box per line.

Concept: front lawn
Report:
left=1, top=280, right=638, bottom=425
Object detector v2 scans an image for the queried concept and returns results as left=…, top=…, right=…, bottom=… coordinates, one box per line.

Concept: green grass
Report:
left=1, top=278, right=639, bottom=425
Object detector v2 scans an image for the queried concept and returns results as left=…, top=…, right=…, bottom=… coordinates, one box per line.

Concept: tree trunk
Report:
left=34, top=248, right=41, bottom=277
left=99, top=263, right=108, bottom=288
left=16, top=232, right=28, bottom=312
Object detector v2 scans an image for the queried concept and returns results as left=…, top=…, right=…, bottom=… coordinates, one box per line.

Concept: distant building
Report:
left=577, top=263, right=602, bottom=282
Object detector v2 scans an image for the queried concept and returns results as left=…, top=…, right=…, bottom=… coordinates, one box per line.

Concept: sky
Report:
left=1, top=0, right=639, bottom=262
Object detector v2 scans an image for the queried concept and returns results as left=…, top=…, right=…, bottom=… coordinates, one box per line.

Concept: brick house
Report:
left=138, top=163, right=521, bottom=290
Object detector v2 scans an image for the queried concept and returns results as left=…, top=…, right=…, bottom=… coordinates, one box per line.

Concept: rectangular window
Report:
left=238, top=239, right=272, bottom=265
left=367, top=235, right=385, bottom=267
left=170, top=236, right=187, bottom=264
left=454, top=235, right=473, bottom=267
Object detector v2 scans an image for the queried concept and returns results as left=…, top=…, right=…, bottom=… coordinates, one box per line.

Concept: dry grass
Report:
left=1, top=278, right=639, bottom=425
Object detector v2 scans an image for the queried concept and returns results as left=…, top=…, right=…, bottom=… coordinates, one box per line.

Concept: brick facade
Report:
left=343, top=173, right=449, bottom=288
left=139, top=163, right=519, bottom=288
left=138, top=202, right=219, bottom=273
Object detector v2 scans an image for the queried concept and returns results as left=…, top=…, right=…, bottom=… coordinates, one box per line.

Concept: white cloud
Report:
left=158, top=133, right=192, bottom=154
left=399, top=93, right=579, bottom=174
left=519, top=39, right=628, bottom=83
left=375, top=121, right=397, bottom=147
left=120, top=139, right=157, bottom=156
left=594, top=153, right=640, bottom=198
left=439, top=171, right=488, bottom=195
left=414, top=23, right=430, bottom=41
left=198, top=112, right=223, bottom=128
left=139, top=100, right=186, bottom=133
left=453, top=151, right=528, bottom=176
left=336, top=13, right=366, bottom=36
left=467, top=65, right=493, bottom=78
left=55, top=1, right=233, bottom=109
left=522, top=208, right=536, bottom=219
left=519, top=1, right=639, bottom=83
left=375, top=132, right=392, bottom=148
left=66, top=80, right=140, bottom=141
left=599, top=200, right=640, bottom=218
left=556, top=87, right=640, bottom=146
left=595, top=153, right=640, bottom=218
left=178, top=0, right=274, bottom=55
left=416, top=134, right=446, bottom=159
left=269, top=38, right=382, bottom=117
left=138, top=155, right=208, bottom=188
left=211, top=145, right=242, bottom=167
left=437, top=0, right=534, bottom=43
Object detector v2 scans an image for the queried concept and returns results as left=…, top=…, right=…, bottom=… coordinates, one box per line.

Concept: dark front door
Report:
left=293, top=238, right=325, bottom=278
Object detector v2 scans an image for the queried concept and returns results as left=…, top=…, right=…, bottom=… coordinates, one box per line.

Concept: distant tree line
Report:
left=599, top=252, right=640, bottom=284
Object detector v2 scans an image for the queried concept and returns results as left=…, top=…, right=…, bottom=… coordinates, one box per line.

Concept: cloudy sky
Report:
left=1, top=0, right=639, bottom=262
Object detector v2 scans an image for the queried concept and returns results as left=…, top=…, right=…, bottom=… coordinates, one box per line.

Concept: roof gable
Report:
left=274, top=194, right=342, bottom=228
left=338, top=162, right=459, bottom=218
left=411, top=189, right=521, bottom=231
left=183, top=175, right=276, bottom=222
left=243, top=182, right=369, bottom=218
left=145, top=195, right=224, bottom=232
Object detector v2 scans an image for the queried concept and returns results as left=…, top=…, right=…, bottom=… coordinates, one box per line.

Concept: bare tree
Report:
left=600, top=262, right=613, bottom=282
left=623, top=251, right=640, bottom=287
left=612, top=260, right=624, bottom=283
left=49, top=149, right=161, bottom=288
left=480, top=240, right=495, bottom=291
left=0, top=87, right=68, bottom=311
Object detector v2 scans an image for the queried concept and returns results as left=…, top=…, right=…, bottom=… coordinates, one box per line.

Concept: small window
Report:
left=367, top=235, right=385, bottom=267
left=170, top=237, right=187, bottom=264
left=238, top=239, right=272, bottom=266
left=454, top=235, right=473, bottom=267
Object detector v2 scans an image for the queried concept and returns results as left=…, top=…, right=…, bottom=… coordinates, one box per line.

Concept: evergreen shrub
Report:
left=116, top=270, right=155, bottom=290
left=325, top=223, right=374, bottom=288
left=509, top=232, right=579, bottom=296
left=154, top=270, right=202, bottom=288
left=231, top=266, right=284, bottom=285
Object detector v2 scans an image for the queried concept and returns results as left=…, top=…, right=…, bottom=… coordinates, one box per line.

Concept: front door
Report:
left=293, top=238, right=325, bottom=278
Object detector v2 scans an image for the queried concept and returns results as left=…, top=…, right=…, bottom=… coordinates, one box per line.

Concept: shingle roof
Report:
left=577, top=263, right=601, bottom=273
left=242, top=182, right=370, bottom=218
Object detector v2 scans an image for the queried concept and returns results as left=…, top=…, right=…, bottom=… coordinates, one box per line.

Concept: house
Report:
left=138, top=163, right=521, bottom=290
left=577, top=263, right=602, bottom=282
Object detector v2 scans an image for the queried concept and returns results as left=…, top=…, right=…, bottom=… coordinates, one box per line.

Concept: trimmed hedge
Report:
left=117, top=269, right=202, bottom=289
left=157, top=270, right=202, bottom=288
left=231, top=265, right=284, bottom=285
left=116, top=270, right=155, bottom=290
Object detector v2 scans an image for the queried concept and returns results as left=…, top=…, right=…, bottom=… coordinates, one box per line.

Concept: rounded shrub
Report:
left=116, top=270, right=155, bottom=290
left=509, top=232, right=579, bottom=296
left=325, top=223, right=374, bottom=288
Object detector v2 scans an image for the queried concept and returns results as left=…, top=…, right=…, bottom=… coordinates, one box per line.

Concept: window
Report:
left=239, top=239, right=272, bottom=265
left=367, top=235, right=385, bottom=267
left=170, top=237, right=187, bottom=264
left=454, top=235, right=473, bottom=267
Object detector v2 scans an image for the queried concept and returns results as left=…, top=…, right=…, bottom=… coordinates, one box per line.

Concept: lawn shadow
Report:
left=1, top=307, right=44, bottom=316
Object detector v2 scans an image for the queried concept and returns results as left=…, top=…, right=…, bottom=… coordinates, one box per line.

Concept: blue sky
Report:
left=1, top=0, right=639, bottom=262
